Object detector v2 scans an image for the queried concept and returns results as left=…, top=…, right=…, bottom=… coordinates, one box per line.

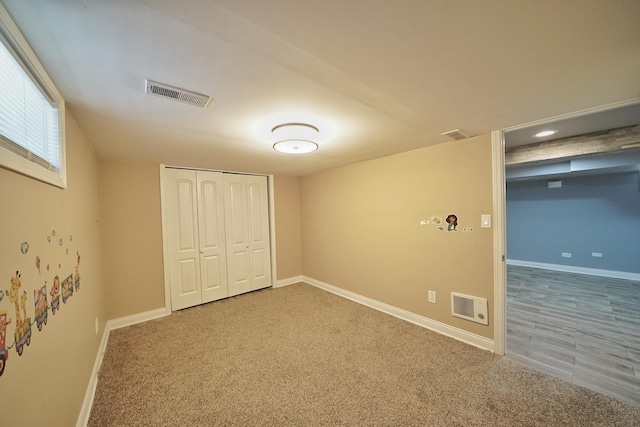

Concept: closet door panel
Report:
left=247, top=175, right=272, bottom=290
left=201, top=254, right=224, bottom=297
left=232, top=252, right=249, bottom=281
left=165, top=169, right=202, bottom=310
left=251, top=248, right=267, bottom=279
left=178, top=259, right=198, bottom=296
left=224, top=175, right=251, bottom=296
left=198, top=176, right=222, bottom=249
left=197, top=171, right=228, bottom=303
left=227, top=181, right=247, bottom=245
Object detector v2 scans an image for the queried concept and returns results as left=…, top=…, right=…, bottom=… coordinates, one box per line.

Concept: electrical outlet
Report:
left=95, top=317, right=99, bottom=335
left=428, top=290, right=436, bottom=304
left=561, top=252, right=572, bottom=258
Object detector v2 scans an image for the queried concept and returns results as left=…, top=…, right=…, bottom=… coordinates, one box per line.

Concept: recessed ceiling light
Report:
left=272, top=123, right=319, bottom=154
left=534, top=130, right=557, bottom=138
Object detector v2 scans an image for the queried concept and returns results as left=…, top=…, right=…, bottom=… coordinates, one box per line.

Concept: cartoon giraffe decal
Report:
left=20, top=292, right=28, bottom=326
left=7, top=271, right=22, bottom=329
left=7, top=270, right=32, bottom=356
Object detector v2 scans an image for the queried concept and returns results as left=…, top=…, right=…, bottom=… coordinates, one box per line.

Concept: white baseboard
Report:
left=76, top=325, right=110, bottom=427
left=302, top=276, right=495, bottom=353
left=76, top=307, right=170, bottom=426
left=507, top=259, right=640, bottom=281
left=274, top=275, right=305, bottom=288
left=106, top=307, right=170, bottom=331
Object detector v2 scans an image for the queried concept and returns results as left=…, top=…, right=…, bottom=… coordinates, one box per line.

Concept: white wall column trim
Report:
left=491, top=130, right=506, bottom=356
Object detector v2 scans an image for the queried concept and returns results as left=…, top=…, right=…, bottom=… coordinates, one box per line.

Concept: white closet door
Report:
left=165, top=168, right=202, bottom=310
left=197, top=171, right=228, bottom=303
left=164, top=168, right=272, bottom=310
left=247, top=175, right=272, bottom=291
left=224, top=174, right=251, bottom=297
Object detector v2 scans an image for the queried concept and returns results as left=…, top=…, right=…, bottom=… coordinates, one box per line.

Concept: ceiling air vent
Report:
left=441, top=129, right=469, bottom=141
left=145, top=79, right=212, bottom=108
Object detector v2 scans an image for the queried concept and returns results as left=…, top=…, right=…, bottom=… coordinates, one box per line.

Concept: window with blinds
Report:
left=0, top=4, right=66, bottom=188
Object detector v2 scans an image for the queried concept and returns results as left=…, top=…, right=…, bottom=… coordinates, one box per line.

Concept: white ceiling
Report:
left=3, top=0, right=640, bottom=176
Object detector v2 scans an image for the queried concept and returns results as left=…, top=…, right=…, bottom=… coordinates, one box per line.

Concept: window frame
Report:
left=0, top=4, right=66, bottom=188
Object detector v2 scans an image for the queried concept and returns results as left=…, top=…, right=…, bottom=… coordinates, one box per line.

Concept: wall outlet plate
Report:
left=428, top=290, right=436, bottom=303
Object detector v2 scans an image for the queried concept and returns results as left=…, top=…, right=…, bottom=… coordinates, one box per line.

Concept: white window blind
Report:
left=0, top=37, right=60, bottom=172
left=0, top=2, right=66, bottom=188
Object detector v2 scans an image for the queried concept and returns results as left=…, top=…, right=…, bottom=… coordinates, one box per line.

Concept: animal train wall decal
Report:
left=0, top=230, right=82, bottom=378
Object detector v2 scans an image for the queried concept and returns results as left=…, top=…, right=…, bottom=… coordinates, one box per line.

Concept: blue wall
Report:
left=506, top=172, right=640, bottom=273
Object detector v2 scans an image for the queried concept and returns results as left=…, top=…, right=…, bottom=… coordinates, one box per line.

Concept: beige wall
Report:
left=100, top=168, right=299, bottom=318
left=99, top=153, right=496, bottom=342
left=100, top=161, right=165, bottom=319
left=274, top=175, right=303, bottom=280
left=301, top=135, right=495, bottom=338
left=0, top=111, right=106, bottom=426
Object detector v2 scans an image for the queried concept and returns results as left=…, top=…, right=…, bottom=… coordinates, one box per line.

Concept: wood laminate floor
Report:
left=506, top=265, right=640, bottom=406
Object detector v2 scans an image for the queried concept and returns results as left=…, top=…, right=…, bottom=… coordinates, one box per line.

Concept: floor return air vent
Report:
left=145, top=79, right=212, bottom=108
left=451, top=292, right=488, bottom=325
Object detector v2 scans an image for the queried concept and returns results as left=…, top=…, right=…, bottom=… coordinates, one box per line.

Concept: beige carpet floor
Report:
left=88, top=283, right=640, bottom=426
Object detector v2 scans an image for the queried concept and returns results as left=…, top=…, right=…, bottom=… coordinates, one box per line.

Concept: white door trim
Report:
left=268, top=175, right=278, bottom=290
left=159, top=164, right=173, bottom=316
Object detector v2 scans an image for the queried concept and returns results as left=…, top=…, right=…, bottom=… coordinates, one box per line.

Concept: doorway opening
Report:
left=498, top=100, right=640, bottom=406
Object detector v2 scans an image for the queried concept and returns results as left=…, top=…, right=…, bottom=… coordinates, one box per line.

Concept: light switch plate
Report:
left=481, top=214, right=491, bottom=228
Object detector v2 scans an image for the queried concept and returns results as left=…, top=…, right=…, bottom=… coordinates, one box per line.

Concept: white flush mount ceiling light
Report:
left=272, top=123, right=319, bottom=154
left=534, top=130, right=557, bottom=138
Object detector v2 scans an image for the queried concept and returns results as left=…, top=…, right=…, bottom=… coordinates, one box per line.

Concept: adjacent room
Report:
left=0, top=1, right=638, bottom=426
left=503, top=106, right=640, bottom=405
